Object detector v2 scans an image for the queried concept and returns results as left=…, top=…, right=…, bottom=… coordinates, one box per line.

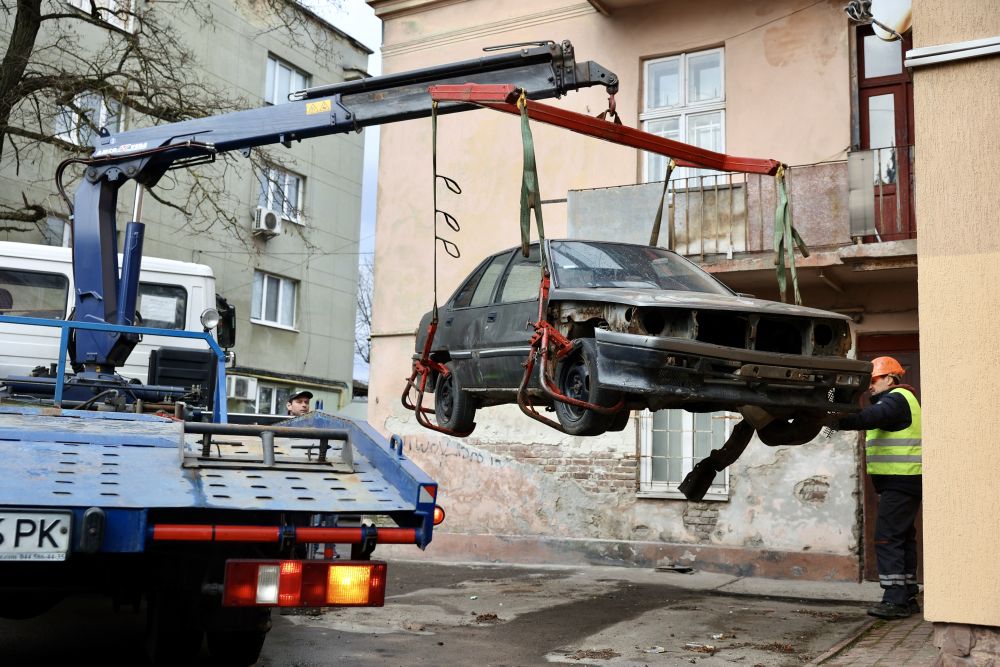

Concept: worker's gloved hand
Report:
left=679, top=458, right=718, bottom=501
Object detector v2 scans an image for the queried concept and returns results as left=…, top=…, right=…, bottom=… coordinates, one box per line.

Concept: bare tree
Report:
left=0, top=0, right=342, bottom=239
left=354, top=255, right=372, bottom=370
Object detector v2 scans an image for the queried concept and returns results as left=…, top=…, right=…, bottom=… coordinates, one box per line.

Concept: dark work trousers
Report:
left=874, top=487, right=922, bottom=604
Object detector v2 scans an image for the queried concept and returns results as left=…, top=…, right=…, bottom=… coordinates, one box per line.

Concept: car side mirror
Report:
left=215, top=295, right=236, bottom=349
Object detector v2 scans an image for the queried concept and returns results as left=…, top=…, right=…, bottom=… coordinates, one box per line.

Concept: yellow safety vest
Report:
left=866, top=387, right=922, bottom=475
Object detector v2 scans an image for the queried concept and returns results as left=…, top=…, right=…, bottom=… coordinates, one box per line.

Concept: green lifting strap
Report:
left=649, top=159, right=676, bottom=248
left=773, top=166, right=810, bottom=305
left=517, top=91, right=547, bottom=270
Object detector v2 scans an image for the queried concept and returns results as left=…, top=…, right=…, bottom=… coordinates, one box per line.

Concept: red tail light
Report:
left=223, top=560, right=387, bottom=608
left=433, top=505, right=446, bottom=525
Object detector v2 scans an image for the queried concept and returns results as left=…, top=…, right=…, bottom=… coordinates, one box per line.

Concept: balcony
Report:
left=566, top=147, right=917, bottom=298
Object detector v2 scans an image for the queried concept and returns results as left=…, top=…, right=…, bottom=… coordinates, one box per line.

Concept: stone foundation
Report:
left=380, top=532, right=860, bottom=581
left=933, top=623, right=1000, bottom=666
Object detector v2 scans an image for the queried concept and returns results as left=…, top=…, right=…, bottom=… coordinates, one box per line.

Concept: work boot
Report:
left=908, top=597, right=921, bottom=614
left=867, top=601, right=912, bottom=619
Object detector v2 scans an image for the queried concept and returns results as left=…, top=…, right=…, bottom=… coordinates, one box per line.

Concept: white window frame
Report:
left=640, top=47, right=726, bottom=185
left=67, top=0, right=136, bottom=32
left=55, top=93, right=124, bottom=146
left=254, top=383, right=294, bottom=415
left=638, top=409, right=735, bottom=501
left=257, top=165, right=304, bottom=224
left=251, top=270, right=298, bottom=330
left=265, top=55, right=310, bottom=106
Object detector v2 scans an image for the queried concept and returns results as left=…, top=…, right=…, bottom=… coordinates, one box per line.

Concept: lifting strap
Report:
left=773, top=165, right=810, bottom=305
left=400, top=102, right=473, bottom=437
left=649, top=159, right=676, bottom=248
left=517, top=91, right=546, bottom=269
left=511, top=89, right=625, bottom=431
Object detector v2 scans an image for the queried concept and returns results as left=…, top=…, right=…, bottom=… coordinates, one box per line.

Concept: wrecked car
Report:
left=414, top=240, right=870, bottom=440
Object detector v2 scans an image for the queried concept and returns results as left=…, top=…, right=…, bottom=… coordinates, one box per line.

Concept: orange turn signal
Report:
left=433, top=505, right=446, bottom=526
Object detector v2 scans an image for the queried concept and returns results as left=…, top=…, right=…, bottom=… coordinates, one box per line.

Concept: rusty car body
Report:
left=415, top=240, right=870, bottom=438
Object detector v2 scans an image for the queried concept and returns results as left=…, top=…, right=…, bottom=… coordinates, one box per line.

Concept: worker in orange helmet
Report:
left=827, top=356, right=922, bottom=619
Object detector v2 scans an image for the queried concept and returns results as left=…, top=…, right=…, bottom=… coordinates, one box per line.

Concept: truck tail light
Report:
left=433, top=505, right=446, bottom=525
left=224, top=560, right=386, bottom=608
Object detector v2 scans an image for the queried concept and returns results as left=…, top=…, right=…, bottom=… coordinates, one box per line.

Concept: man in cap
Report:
left=286, top=390, right=313, bottom=416
left=828, top=356, right=922, bottom=619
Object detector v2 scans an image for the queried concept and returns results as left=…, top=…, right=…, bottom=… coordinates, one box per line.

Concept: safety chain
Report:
left=400, top=102, right=473, bottom=437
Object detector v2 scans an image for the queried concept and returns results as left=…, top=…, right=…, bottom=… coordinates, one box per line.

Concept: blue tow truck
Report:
left=0, top=42, right=617, bottom=665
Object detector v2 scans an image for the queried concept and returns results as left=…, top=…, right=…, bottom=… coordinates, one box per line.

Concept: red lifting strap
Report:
left=401, top=320, right=475, bottom=437
left=429, top=84, right=782, bottom=176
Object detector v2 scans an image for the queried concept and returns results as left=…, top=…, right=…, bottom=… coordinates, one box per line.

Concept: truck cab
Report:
left=0, top=241, right=223, bottom=384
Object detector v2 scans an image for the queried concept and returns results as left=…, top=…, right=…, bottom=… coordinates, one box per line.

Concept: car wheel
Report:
left=554, top=338, right=619, bottom=436
left=434, top=364, right=477, bottom=433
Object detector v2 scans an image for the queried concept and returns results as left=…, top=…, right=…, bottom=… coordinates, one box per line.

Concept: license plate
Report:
left=0, top=511, right=72, bottom=561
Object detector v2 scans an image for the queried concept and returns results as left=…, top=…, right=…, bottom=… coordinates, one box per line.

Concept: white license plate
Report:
left=0, top=511, right=72, bottom=561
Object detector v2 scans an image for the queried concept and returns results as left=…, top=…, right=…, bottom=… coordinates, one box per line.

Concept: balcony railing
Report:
left=568, top=147, right=916, bottom=260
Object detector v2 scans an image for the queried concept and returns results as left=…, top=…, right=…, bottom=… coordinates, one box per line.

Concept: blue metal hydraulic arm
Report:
left=68, top=40, right=618, bottom=373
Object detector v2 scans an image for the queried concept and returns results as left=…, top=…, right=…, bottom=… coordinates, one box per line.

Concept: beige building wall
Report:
left=913, top=1, right=1000, bottom=626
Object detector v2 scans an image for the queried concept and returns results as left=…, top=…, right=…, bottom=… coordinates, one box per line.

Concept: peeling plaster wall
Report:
left=386, top=405, right=861, bottom=570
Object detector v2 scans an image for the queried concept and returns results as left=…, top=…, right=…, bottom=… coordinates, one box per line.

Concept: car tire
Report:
left=554, top=338, right=619, bottom=436
left=434, top=364, right=477, bottom=434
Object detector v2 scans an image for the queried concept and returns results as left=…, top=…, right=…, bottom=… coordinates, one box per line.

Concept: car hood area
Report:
left=549, top=287, right=853, bottom=323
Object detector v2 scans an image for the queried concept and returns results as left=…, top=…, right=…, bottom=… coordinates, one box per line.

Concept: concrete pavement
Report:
left=262, top=560, right=890, bottom=666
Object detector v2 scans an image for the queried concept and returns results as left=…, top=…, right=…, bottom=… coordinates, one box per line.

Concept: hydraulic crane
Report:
left=49, top=40, right=617, bottom=402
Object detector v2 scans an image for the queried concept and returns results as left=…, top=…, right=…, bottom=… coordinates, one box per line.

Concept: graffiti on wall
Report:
left=404, top=437, right=510, bottom=468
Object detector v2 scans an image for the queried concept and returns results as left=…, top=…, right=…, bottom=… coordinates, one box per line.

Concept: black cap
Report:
left=288, top=390, right=313, bottom=402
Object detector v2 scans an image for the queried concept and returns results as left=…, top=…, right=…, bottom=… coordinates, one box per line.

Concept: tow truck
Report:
left=0, top=41, right=618, bottom=665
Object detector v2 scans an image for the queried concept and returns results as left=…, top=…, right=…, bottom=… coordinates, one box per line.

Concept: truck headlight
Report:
left=200, top=308, right=221, bottom=330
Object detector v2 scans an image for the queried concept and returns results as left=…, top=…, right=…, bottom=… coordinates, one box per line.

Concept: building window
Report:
left=640, top=48, right=725, bottom=184
left=55, top=92, right=123, bottom=146
left=67, top=0, right=135, bottom=31
left=251, top=270, right=296, bottom=329
left=638, top=409, right=733, bottom=499
left=255, top=383, right=293, bottom=415
left=265, top=55, right=310, bottom=105
left=43, top=216, right=71, bottom=247
left=257, top=166, right=303, bottom=223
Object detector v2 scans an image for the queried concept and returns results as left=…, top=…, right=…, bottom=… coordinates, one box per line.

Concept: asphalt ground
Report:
left=0, top=560, right=873, bottom=666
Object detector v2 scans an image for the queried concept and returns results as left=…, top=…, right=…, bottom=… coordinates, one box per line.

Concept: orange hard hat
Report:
left=871, top=356, right=905, bottom=378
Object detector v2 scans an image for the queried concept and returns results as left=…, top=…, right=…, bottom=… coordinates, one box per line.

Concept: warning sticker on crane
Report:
left=306, top=100, right=332, bottom=115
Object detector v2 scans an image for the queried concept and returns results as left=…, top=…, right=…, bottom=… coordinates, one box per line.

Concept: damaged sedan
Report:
left=414, top=240, right=870, bottom=443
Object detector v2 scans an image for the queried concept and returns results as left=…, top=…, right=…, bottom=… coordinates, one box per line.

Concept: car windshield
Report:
left=549, top=241, right=732, bottom=295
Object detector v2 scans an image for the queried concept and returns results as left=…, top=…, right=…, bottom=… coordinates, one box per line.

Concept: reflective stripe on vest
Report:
left=866, top=387, right=922, bottom=475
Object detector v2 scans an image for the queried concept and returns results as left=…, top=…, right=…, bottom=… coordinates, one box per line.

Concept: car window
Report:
left=498, top=245, right=541, bottom=303
left=137, top=282, right=188, bottom=330
left=550, top=241, right=731, bottom=295
left=0, top=268, right=69, bottom=319
left=453, top=252, right=509, bottom=309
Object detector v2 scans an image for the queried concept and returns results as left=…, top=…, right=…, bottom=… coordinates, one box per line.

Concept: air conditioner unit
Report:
left=227, top=375, right=258, bottom=400
left=253, top=207, right=282, bottom=237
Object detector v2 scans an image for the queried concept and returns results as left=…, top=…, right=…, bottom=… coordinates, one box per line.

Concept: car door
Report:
left=439, top=250, right=511, bottom=389
left=479, top=244, right=542, bottom=389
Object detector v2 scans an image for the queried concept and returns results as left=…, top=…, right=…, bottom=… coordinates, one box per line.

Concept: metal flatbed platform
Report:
left=0, top=407, right=428, bottom=515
